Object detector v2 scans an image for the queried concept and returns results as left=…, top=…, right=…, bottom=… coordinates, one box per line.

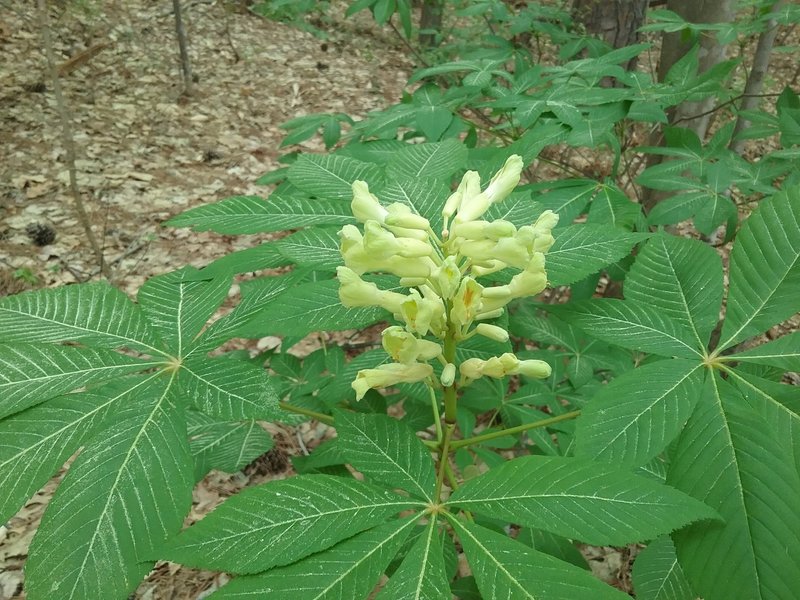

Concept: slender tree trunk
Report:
left=172, top=0, right=193, bottom=95
left=641, top=0, right=735, bottom=214
left=658, top=0, right=735, bottom=139
left=36, top=0, right=109, bottom=278
left=419, top=0, right=443, bottom=47
left=730, top=0, right=785, bottom=155
left=572, top=0, right=649, bottom=70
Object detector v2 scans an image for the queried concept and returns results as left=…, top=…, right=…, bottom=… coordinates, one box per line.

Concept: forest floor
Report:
left=1, top=1, right=798, bottom=598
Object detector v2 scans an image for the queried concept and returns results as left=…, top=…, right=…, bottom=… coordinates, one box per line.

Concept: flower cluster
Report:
left=337, top=155, right=558, bottom=400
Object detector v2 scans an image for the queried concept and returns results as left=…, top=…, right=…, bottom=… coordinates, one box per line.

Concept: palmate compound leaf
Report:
left=157, top=475, right=423, bottom=574
left=0, top=392, right=119, bottom=525
left=446, top=455, right=719, bottom=547
left=624, top=234, right=723, bottom=349
left=448, top=518, right=629, bottom=600
left=335, top=411, right=437, bottom=502
left=544, top=225, right=648, bottom=286
left=187, top=410, right=273, bottom=482
left=137, top=268, right=231, bottom=357
left=545, top=299, right=702, bottom=359
left=212, top=516, right=421, bottom=599
left=718, top=185, right=800, bottom=351
left=375, top=519, right=449, bottom=600
left=668, top=374, right=800, bottom=600
left=574, top=359, right=705, bottom=468
left=631, top=536, right=694, bottom=600
left=0, top=282, right=162, bottom=355
left=180, top=356, right=280, bottom=421
left=25, top=374, right=193, bottom=600
left=165, top=193, right=355, bottom=234
left=0, top=343, right=160, bottom=419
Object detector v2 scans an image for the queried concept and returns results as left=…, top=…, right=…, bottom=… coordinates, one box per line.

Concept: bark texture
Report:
left=572, top=0, right=649, bottom=69
left=419, top=0, right=444, bottom=47
left=658, top=0, right=735, bottom=139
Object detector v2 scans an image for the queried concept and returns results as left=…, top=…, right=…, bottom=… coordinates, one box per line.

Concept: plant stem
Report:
left=449, top=410, right=581, bottom=450
left=279, top=401, right=334, bottom=425
left=428, top=384, right=443, bottom=443
left=434, top=422, right=456, bottom=502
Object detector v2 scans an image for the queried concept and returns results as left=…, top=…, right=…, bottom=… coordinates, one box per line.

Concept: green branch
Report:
left=279, top=401, right=334, bottom=425
left=449, top=410, right=581, bottom=450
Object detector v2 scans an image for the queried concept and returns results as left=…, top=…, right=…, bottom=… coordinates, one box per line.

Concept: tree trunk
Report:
left=730, top=0, right=786, bottom=155
left=419, top=0, right=444, bottom=47
left=658, top=0, right=735, bottom=139
left=172, top=0, right=193, bottom=95
left=572, top=0, right=649, bottom=69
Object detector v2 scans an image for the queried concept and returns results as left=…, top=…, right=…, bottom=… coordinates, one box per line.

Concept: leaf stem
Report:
left=449, top=410, right=581, bottom=450
left=279, top=401, right=334, bottom=425
left=434, top=422, right=456, bottom=503
left=428, top=383, right=443, bottom=443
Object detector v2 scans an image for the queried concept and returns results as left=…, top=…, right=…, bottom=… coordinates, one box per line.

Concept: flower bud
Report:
left=385, top=204, right=431, bottom=231
left=352, top=181, right=388, bottom=224
left=513, top=359, right=552, bottom=379
left=337, top=266, right=406, bottom=314
left=363, top=221, right=432, bottom=258
left=440, top=362, right=456, bottom=387
left=475, top=323, right=510, bottom=343
left=352, top=362, right=434, bottom=400
left=484, top=155, right=523, bottom=204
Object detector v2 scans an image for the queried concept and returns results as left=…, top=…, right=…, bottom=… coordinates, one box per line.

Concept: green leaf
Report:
left=0, top=282, right=161, bottom=354
left=137, top=269, right=231, bottom=356
left=211, top=516, right=419, bottom=598
left=158, top=475, right=421, bottom=574
left=537, top=180, right=596, bottom=224
left=731, top=331, right=800, bottom=371
left=335, top=411, right=437, bottom=502
left=244, top=278, right=386, bottom=337
left=25, top=375, right=193, bottom=600
left=624, top=234, right=722, bottom=350
left=632, top=536, right=694, bottom=600
left=196, top=270, right=310, bottom=349
left=0, top=392, right=119, bottom=525
left=416, top=105, right=453, bottom=142
left=546, top=224, right=648, bottom=286
left=718, top=186, right=800, bottom=350
left=668, top=375, right=800, bottom=600
left=727, top=370, right=800, bottom=472
left=180, top=356, right=280, bottom=421
left=386, top=139, right=467, bottom=180
left=376, top=519, right=449, bottom=600
left=187, top=411, right=273, bottom=481
left=447, top=455, right=718, bottom=546
left=379, top=177, right=450, bottom=235
left=0, top=343, right=158, bottom=419
left=517, top=528, right=590, bottom=570
left=646, top=191, right=706, bottom=226
left=450, top=519, right=629, bottom=599
left=274, top=226, right=342, bottom=269
left=165, top=194, right=354, bottom=234
left=587, top=184, right=640, bottom=229
left=289, top=154, right=384, bottom=200
left=575, top=360, right=704, bottom=468
left=546, top=299, right=702, bottom=359
left=187, top=243, right=291, bottom=279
